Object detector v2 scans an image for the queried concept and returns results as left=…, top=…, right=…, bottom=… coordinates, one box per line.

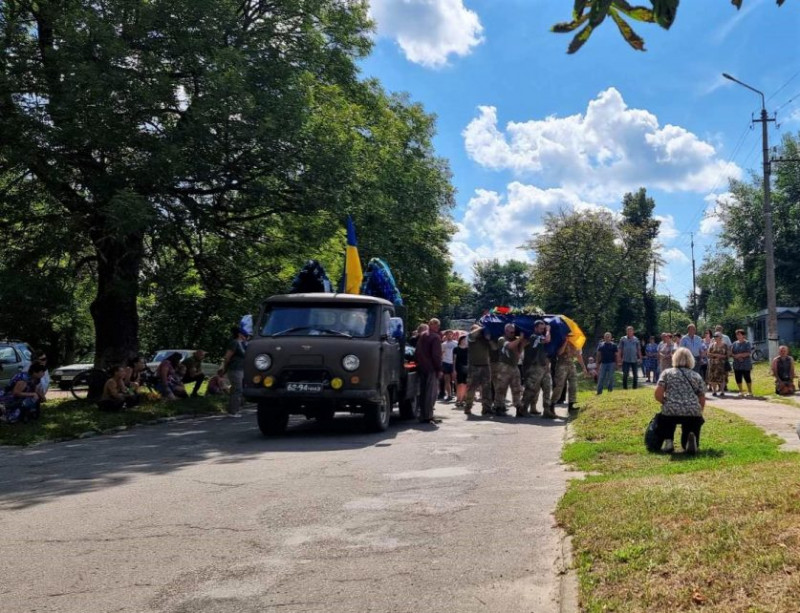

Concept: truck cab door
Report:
left=380, top=308, right=401, bottom=388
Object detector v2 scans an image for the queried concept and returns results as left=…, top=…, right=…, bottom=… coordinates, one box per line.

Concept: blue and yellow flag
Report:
left=343, top=216, right=363, bottom=294
left=560, top=314, right=587, bottom=350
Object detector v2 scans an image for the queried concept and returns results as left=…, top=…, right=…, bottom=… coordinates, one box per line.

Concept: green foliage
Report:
left=471, top=259, right=534, bottom=310
left=0, top=0, right=455, bottom=364
left=527, top=193, right=662, bottom=344
left=552, top=0, right=789, bottom=54
left=697, top=132, right=800, bottom=325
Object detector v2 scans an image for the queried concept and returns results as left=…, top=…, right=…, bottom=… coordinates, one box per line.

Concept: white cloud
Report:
left=700, top=192, right=734, bottom=236
left=655, top=214, right=679, bottom=241
left=450, top=182, right=602, bottom=279
left=661, top=247, right=690, bottom=264
left=462, top=88, right=742, bottom=201
left=370, top=0, right=484, bottom=68
left=784, top=107, right=800, bottom=125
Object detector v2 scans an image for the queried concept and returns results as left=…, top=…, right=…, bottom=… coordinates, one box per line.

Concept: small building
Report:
left=746, top=307, right=800, bottom=358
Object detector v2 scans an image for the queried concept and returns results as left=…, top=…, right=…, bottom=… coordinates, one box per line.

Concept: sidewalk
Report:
left=707, top=394, right=800, bottom=452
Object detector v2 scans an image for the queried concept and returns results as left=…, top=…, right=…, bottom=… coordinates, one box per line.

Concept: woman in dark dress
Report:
left=453, top=334, right=470, bottom=409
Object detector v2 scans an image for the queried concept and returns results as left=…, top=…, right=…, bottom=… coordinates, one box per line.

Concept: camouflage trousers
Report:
left=464, top=364, right=492, bottom=412
left=522, top=364, right=551, bottom=413
left=493, top=362, right=522, bottom=410
left=551, top=359, right=577, bottom=406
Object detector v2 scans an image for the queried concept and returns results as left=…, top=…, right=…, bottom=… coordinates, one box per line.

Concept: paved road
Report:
left=0, top=402, right=576, bottom=613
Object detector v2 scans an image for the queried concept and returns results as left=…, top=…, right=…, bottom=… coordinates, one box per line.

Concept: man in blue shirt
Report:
left=680, top=324, right=704, bottom=373
left=595, top=332, right=618, bottom=394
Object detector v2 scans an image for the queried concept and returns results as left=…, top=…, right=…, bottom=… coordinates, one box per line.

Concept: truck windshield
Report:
left=261, top=305, right=376, bottom=338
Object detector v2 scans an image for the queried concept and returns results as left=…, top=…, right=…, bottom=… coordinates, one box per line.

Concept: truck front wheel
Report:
left=257, top=403, right=289, bottom=436
left=365, top=388, right=392, bottom=432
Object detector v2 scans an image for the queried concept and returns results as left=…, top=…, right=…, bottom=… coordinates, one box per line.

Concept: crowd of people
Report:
left=409, top=319, right=799, bottom=453
left=409, top=318, right=588, bottom=426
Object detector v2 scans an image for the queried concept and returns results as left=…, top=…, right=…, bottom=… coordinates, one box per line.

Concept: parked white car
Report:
left=51, top=356, right=94, bottom=390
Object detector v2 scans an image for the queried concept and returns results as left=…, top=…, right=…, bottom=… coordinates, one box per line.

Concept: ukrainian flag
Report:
left=560, top=314, right=587, bottom=350
left=343, top=216, right=363, bottom=294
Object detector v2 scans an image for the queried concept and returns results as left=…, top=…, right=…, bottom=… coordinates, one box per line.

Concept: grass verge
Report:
left=559, top=382, right=800, bottom=612
left=0, top=394, right=228, bottom=446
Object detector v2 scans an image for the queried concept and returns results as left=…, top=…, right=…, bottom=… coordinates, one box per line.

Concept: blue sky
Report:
left=360, top=0, right=800, bottom=305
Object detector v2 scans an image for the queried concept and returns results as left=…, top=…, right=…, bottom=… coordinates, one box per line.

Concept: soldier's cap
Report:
left=534, top=319, right=545, bottom=326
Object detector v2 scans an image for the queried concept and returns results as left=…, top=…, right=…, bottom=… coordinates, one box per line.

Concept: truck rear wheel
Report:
left=364, top=388, right=392, bottom=432
left=257, top=403, right=289, bottom=436
left=399, top=393, right=419, bottom=420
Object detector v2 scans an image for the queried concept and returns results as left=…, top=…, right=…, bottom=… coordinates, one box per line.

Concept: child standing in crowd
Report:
left=644, top=336, right=659, bottom=383
left=586, top=356, right=598, bottom=382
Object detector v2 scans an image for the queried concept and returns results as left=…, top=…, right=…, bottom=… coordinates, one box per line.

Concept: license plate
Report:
left=286, top=382, right=323, bottom=393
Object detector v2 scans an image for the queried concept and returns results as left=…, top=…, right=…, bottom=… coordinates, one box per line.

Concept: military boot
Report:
left=568, top=402, right=579, bottom=413
left=542, top=405, right=557, bottom=419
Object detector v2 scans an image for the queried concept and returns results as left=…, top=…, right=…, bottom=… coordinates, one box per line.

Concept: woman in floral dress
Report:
left=706, top=332, right=729, bottom=397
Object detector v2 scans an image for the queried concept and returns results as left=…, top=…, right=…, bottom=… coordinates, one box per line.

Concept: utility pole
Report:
left=722, top=73, right=778, bottom=360
left=652, top=257, right=657, bottom=292
left=690, top=233, right=697, bottom=327
left=668, top=290, right=672, bottom=329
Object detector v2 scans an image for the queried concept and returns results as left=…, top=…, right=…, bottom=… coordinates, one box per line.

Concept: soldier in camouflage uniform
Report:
left=521, top=319, right=552, bottom=417
left=464, top=324, right=493, bottom=417
left=494, top=324, right=525, bottom=417
left=550, top=339, right=588, bottom=415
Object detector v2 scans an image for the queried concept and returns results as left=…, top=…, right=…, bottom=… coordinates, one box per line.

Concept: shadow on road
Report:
left=0, top=410, right=419, bottom=510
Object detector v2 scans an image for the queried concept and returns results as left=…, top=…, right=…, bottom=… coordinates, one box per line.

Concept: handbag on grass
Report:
left=644, top=413, right=663, bottom=452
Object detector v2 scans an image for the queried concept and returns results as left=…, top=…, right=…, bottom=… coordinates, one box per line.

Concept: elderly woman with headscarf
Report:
left=654, top=347, right=706, bottom=455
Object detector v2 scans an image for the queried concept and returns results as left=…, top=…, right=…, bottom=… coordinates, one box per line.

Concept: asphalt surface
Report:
left=0, top=400, right=577, bottom=613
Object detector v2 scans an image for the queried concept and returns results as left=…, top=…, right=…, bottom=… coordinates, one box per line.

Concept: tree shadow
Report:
left=0, top=409, right=416, bottom=510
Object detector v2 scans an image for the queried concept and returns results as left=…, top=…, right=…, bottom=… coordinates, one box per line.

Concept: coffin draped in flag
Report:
left=478, top=309, right=586, bottom=358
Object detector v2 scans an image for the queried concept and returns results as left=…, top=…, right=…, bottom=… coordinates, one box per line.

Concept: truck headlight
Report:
left=342, top=354, right=360, bottom=371
left=254, top=353, right=272, bottom=371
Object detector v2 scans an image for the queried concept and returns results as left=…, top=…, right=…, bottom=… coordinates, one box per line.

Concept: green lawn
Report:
left=0, top=393, right=229, bottom=446
left=560, top=375, right=800, bottom=612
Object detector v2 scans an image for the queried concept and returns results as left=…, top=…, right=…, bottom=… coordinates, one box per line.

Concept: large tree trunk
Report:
left=89, top=233, right=144, bottom=369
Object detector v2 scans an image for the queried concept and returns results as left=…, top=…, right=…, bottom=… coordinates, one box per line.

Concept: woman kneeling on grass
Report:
left=654, top=347, right=706, bottom=455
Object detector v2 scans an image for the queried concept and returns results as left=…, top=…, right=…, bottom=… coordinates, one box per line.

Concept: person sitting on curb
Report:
left=156, top=352, right=188, bottom=400
left=99, top=365, right=140, bottom=412
left=772, top=345, right=796, bottom=396
left=181, top=350, right=207, bottom=397
left=5, top=363, right=46, bottom=422
left=207, top=369, right=231, bottom=395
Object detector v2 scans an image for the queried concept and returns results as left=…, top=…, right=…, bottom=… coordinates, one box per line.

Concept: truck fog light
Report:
left=342, top=354, right=360, bottom=371
left=331, top=377, right=343, bottom=390
left=350, top=376, right=360, bottom=384
left=263, top=376, right=275, bottom=388
left=253, top=375, right=262, bottom=384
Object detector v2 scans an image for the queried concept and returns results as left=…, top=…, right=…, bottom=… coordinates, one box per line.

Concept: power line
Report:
left=767, top=69, right=800, bottom=103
